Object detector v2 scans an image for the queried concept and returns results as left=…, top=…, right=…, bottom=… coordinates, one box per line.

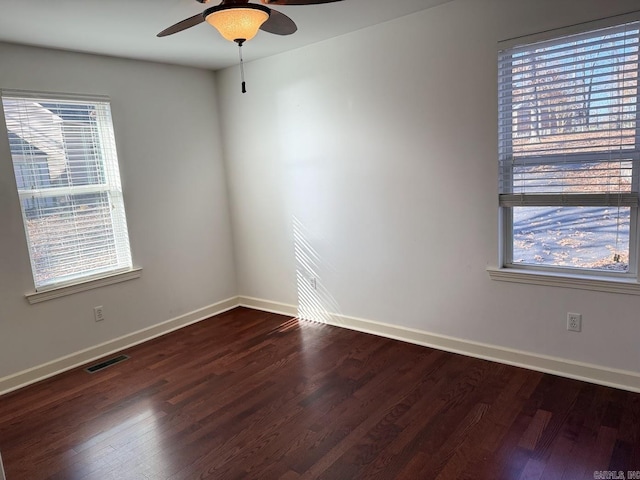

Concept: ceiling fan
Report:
left=158, top=0, right=343, bottom=42
left=158, top=0, right=342, bottom=92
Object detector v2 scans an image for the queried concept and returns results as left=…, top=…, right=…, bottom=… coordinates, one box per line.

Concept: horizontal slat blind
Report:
left=498, top=21, right=640, bottom=207
left=2, top=94, right=132, bottom=290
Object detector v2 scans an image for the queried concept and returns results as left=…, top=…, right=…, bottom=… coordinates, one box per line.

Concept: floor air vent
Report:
left=85, top=354, right=130, bottom=373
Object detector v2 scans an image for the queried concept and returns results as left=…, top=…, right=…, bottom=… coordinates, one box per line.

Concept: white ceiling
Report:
left=0, top=0, right=453, bottom=71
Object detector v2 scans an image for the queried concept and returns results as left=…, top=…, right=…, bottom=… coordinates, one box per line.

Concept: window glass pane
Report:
left=2, top=94, right=131, bottom=289
left=23, top=192, right=122, bottom=287
left=512, top=206, right=630, bottom=271
left=500, top=21, right=640, bottom=275
left=505, top=26, right=639, bottom=159
left=5, top=100, right=107, bottom=191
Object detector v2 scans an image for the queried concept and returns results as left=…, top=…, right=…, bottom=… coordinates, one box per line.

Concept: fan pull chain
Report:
left=614, top=164, right=622, bottom=263
left=614, top=201, right=621, bottom=264
left=237, top=40, right=247, bottom=94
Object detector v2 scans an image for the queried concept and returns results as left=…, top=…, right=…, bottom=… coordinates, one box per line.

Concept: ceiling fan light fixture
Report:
left=205, top=5, right=270, bottom=42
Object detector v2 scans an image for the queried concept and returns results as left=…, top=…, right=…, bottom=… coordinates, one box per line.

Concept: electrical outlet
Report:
left=567, top=312, right=581, bottom=332
left=309, top=277, right=317, bottom=290
left=94, top=306, right=105, bottom=322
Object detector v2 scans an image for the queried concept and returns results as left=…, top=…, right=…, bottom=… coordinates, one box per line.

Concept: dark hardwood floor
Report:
left=1, top=307, right=639, bottom=479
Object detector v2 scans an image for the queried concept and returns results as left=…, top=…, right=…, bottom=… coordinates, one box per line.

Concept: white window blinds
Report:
left=2, top=93, right=132, bottom=290
left=498, top=21, right=640, bottom=207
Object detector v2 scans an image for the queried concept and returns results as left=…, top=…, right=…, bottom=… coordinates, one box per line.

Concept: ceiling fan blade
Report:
left=262, top=0, right=342, bottom=4
left=260, top=9, right=297, bottom=35
left=157, top=13, right=205, bottom=37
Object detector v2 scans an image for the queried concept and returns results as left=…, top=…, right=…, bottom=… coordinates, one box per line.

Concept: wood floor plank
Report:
left=1, top=307, right=639, bottom=479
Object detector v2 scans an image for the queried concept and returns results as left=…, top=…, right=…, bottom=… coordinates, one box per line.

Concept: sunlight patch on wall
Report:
left=293, top=216, right=342, bottom=323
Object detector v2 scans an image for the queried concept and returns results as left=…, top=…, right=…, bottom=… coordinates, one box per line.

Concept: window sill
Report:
left=487, top=267, right=640, bottom=295
left=26, top=268, right=142, bottom=304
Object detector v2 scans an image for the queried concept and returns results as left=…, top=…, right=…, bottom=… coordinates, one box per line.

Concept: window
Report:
left=2, top=92, right=132, bottom=290
left=498, top=20, right=640, bottom=277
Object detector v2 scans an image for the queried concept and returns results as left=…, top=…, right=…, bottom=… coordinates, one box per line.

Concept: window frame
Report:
left=497, top=12, right=640, bottom=280
left=1, top=89, right=138, bottom=298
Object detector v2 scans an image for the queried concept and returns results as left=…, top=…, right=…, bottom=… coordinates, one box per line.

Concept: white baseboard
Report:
left=0, top=296, right=240, bottom=396
left=4, top=295, right=639, bottom=396
left=238, top=296, right=640, bottom=393
left=238, top=296, right=298, bottom=317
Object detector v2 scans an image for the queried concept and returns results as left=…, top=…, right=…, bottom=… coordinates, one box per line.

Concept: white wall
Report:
left=216, top=0, right=640, bottom=374
left=0, top=43, right=236, bottom=378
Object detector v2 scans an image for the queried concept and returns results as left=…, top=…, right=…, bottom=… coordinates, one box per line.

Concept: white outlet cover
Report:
left=567, top=313, right=582, bottom=332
